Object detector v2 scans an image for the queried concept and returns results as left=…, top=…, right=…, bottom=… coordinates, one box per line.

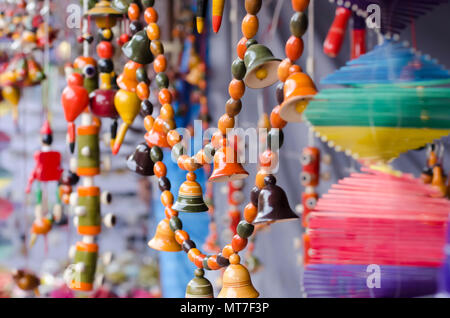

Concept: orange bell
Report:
left=279, top=72, right=317, bottom=123
left=209, top=146, right=249, bottom=182
left=117, top=60, right=141, bottom=92
left=148, top=219, right=182, bottom=252
left=218, top=254, right=259, bottom=298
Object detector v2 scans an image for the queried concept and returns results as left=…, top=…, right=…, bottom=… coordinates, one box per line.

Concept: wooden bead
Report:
left=153, top=161, right=167, bottom=177
left=229, top=253, right=241, bottom=265
left=245, top=0, right=262, bottom=15
left=267, top=128, right=284, bottom=151
left=164, top=206, right=177, bottom=218
left=255, top=170, right=269, bottom=189
left=144, top=115, right=154, bottom=131
left=128, top=3, right=140, bottom=21
left=153, top=54, right=167, bottom=73
left=155, top=72, right=169, bottom=89
left=160, top=104, right=174, bottom=119
left=270, top=105, right=287, bottom=129
left=161, top=190, right=174, bottom=207
left=237, top=37, right=248, bottom=60
left=244, top=203, right=258, bottom=223
left=242, top=14, right=258, bottom=39
left=184, top=158, right=201, bottom=172
left=188, top=248, right=201, bottom=263
left=144, top=7, right=158, bottom=24
left=218, top=114, right=235, bottom=135
left=228, top=79, right=245, bottom=100
left=207, top=255, right=221, bottom=270
left=285, top=36, right=304, bottom=62
left=167, top=130, right=181, bottom=147
left=237, top=220, right=255, bottom=238
left=225, top=98, right=242, bottom=117
left=175, top=230, right=189, bottom=245
left=194, top=254, right=205, bottom=268
left=231, top=235, right=248, bottom=252
left=137, top=82, right=150, bottom=100
left=150, top=146, right=163, bottom=162
left=159, top=176, right=171, bottom=192
left=222, top=244, right=234, bottom=258
left=96, top=41, right=114, bottom=59
left=290, top=11, right=308, bottom=37
left=231, top=58, right=246, bottom=80
left=169, top=215, right=182, bottom=232
left=146, top=23, right=160, bottom=41
left=277, top=58, right=293, bottom=82
left=182, top=239, right=196, bottom=253
left=260, top=149, right=279, bottom=169
left=292, top=0, right=310, bottom=12
left=289, top=64, right=302, bottom=75
left=150, top=40, right=164, bottom=56
left=158, top=88, right=172, bottom=105
left=171, top=143, right=186, bottom=161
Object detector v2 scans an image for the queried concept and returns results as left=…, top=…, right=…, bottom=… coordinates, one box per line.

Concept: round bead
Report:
left=218, top=114, right=235, bottom=135
left=289, top=64, right=302, bottom=75
left=229, top=253, right=241, bottom=265
left=144, top=7, right=158, bottom=24
left=128, top=3, right=140, bottom=21
left=216, top=253, right=230, bottom=267
left=153, top=161, right=167, bottom=177
left=140, top=100, right=154, bottom=117
left=161, top=190, right=173, bottom=207
left=225, top=99, right=242, bottom=117
left=150, top=40, right=164, bottom=56
left=270, top=105, right=287, bottom=129
left=98, top=59, right=113, bottom=73
left=237, top=220, right=255, bottom=238
left=264, top=175, right=276, bottom=186
left=188, top=248, right=201, bottom=262
left=158, top=88, right=172, bottom=104
left=175, top=229, right=189, bottom=245
left=242, top=14, right=259, bottom=39
left=171, top=143, right=186, bottom=161
left=150, top=146, right=163, bottom=162
left=222, top=244, right=234, bottom=258
left=167, top=130, right=182, bottom=147
left=290, top=11, right=308, bottom=37
left=237, top=37, right=248, bottom=60
left=277, top=58, right=293, bottom=82
left=231, top=58, right=246, bottom=80
left=155, top=72, right=169, bottom=89
left=276, top=82, right=284, bottom=104
left=285, top=36, right=304, bottom=62
left=129, top=21, right=143, bottom=36
left=146, top=23, right=160, bottom=41
left=267, top=128, right=284, bottom=151
left=260, top=149, right=279, bottom=170
left=255, top=170, right=269, bottom=189
left=169, top=215, right=182, bottom=232
left=245, top=0, right=262, bottom=15
left=100, top=28, right=112, bottom=41
left=194, top=254, right=205, bottom=268
left=244, top=203, right=258, bottom=223
left=158, top=176, right=171, bottom=192
left=292, top=0, right=310, bottom=12
left=250, top=186, right=260, bottom=206
left=231, top=235, right=248, bottom=252
left=228, top=79, right=245, bottom=100
left=153, top=54, right=167, bottom=73
left=96, top=41, right=114, bottom=59
left=207, top=255, right=221, bottom=270
left=195, top=268, right=205, bottom=277
left=137, top=82, right=150, bottom=100
left=182, top=239, right=196, bottom=253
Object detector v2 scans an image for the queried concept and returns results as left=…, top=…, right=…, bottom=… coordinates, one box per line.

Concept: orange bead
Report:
left=194, top=254, right=205, bottom=268
left=188, top=248, right=201, bottom=263
left=237, top=37, right=248, bottom=60
left=229, top=253, right=240, bottom=265
left=160, top=104, right=174, bottom=119
left=255, top=170, right=269, bottom=189
left=270, top=105, right=287, bottom=129
left=289, top=64, right=302, bottom=75
left=177, top=155, right=189, bottom=170
left=153, top=161, right=167, bottom=177
left=158, top=88, right=172, bottom=105
left=211, top=131, right=224, bottom=148
left=137, top=82, right=150, bottom=100
left=160, top=190, right=174, bottom=207
left=175, top=229, right=189, bottom=245
left=218, top=114, right=235, bottom=135
left=277, top=58, right=293, bottom=82
left=144, top=7, right=158, bottom=24
left=244, top=203, right=258, bottom=223
left=146, top=23, right=160, bottom=41
left=144, top=115, right=154, bottom=131
left=260, top=149, right=279, bottom=169
left=241, top=14, right=259, bottom=39
left=165, top=207, right=178, bottom=218
left=228, top=79, right=245, bottom=100
left=292, top=0, right=310, bottom=12
left=153, top=54, right=167, bottom=73
left=167, top=130, right=181, bottom=147
left=231, top=235, right=248, bottom=252
left=222, top=244, right=234, bottom=258
left=285, top=36, right=304, bottom=62
left=207, top=255, right=221, bottom=270
left=128, top=3, right=140, bottom=21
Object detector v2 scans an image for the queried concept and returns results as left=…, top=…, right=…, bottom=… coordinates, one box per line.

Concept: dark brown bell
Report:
left=253, top=175, right=298, bottom=224
left=127, top=143, right=154, bottom=176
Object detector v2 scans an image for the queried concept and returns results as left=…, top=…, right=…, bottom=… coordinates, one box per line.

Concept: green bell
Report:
left=244, top=43, right=281, bottom=89
left=172, top=172, right=209, bottom=213
left=186, top=269, right=214, bottom=298
left=122, top=30, right=154, bottom=65
left=111, top=0, right=134, bottom=14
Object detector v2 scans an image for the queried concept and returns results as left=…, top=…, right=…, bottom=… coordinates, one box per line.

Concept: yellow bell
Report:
left=148, top=219, right=182, bottom=252
left=2, top=86, right=21, bottom=122
left=218, top=254, right=259, bottom=298
left=112, top=89, right=141, bottom=155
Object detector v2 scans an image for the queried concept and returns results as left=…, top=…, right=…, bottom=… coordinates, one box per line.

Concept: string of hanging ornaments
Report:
left=118, top=0, right=316, bottom=298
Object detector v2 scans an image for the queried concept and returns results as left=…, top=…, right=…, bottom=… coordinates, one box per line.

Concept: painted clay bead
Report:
left=292, top=0, right=310, bottom=12
left=158, top=88, right=172, bottom=104
left=245, top=0, right=262, bottom=15
left=285, top=36, right=304, bottom=62
left=202, top=257, right=211, bottom=270
left=237, top=37, right=248, bottom=60
left=194, top=254, right=205, bottom=268
left=276, top=83, right=284, bottom=104
left=260, top=149, right=279, bottom=169
left=289, top=64, right=302, bottom=75
left=167, top=130, right=182, bottom=147
left=290, top=11, right=308, bottom=38
left=142, top=0, right=155, bottom=8
left=231, top=235, right=248, bottom=252
left=188, top=248, right=201, bottom=263
left=255, top=170, right=269, bottom=189
left=101, top=28, right=113, bottom=41
left=207, top=255, right=221, bottom=270
left=270, top=105, right=287, bottom=129
left=144, top=115, right=155, bottom=131
left=150, top=146, right=163, bottom=162
left=222, top=244, right=234, bottom=258
left=155, top=72, right=169, bottom=89
left=218, top=114, right=235, bottom=134
left=160, top=104, right=175, bottom=119
left=244, top=203, right=258, bottom=223
left=165, top=206, right=178, bottom=218
left=158, top=176, right=171, bottom=192
left=128, top=3, right=140, bottom=20
left=278, top=58, right=293, bottom=82
left=250, top=186, right=260, bottom=206
left=175, top=230, right=189, bottom=245
left=146, top=23, right=160, bottom=41
left=177, top=155, right=189, bottom=170
left=231, top=58, right=246, bottom=80
left=242, top=14, right=258, bottom=39
left=246, top=38, right=258, bottom=48
left=154, top=55, right=167, bottom=73
left=182, top=239, right=196, bottom=253
left=161, top=190, right=174, bottom=207
left=97, top=41, right=114, bottom=59
left=137, top=82, right=150, bottom=100
left=130, top=21, right=143, bottom=36
left=153, top=161, right=167, bottom=177
left=225, top=99, right=242, bottom=117
left=229, top=253, right=240, bottom=265
left=216, top=253, right=230, bottom=267
left=150, top=40, right=164, bottom=56
left=237, top=220, right=254, bottom=238
left=141, top=100, right=154, bottom=117
left=172, top=143, right=186, bottom=161
left=228, top=79, right=245, bottom=100
left=144, top=7, right=158, bottom=24
left=136, top=67, right=149, bottom=84
left=267, top=128, right=284, bottom=151
left=169, top=215, right=182, bottom=232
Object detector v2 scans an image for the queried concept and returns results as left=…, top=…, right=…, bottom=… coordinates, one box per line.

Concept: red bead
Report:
left=97, top=41, right=114, bottom=59
left=285, top=36, right=304, bottom=62
left=231, top=234, right=248, bottom=252
left=194, top=254, right=205, bottom=268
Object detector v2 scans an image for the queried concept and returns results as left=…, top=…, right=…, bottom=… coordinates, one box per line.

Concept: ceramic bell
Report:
left=253, top=175, right=298, bottom=224
left=185, top=268, right=214, bottom=298
left=172, top=172, right=209, bottom=213
left=127, top=143, right=155, bottom=176
left=122, top=30, right=154, bottom=65
left=243, top=43, right=281, bottom=89
left=218, top=254, right=259, bottom=298
left=209, top=146, right=249, bottom=182
left=86, top=0, right=123, bottom=29
left=148, top=218, right=182, bottom=252
left=279, top=72, right=317, bottom=123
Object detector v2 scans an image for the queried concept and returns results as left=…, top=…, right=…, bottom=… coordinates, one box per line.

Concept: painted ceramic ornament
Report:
left=212, top=0, right=225, bottom=33
left=172, top=172, right=209, bottom=213
left=86, top=0, right=123, bottom=29
left=75, top=186, right=102, bottom=236
left=67, top=242, right=98, bottom=292
left=76, top=124, right=100, bottom=176
left=324, top=6, right=351, bottom=58
left=196, top=0, right=208, bottom=34
left=209, top=145, right=249, bottom=182
left=89, top=89, right=118, bottom=118
left=218, top=254, right=259, bottom=298
left=122, top=30, right=154, bottom=65
left=126, top=143, right=155, bottom=176
left=186, top=268, right=214, bottom=298
left=73, top=56, right=98, bottom=94
left=243, top=42, right=281, bottom=89
left=300, top=147, right=320, bottom=187
left=302, top=190, right=318, bottom=227
left=111, top=0, right=134, bottom=14
left=148, top=218, right=182, bottom=252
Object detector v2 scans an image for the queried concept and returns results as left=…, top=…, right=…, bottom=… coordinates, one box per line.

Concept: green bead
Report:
left=290, top=12, right=308, bottom=38
left=246, top=38, right=258, bottom=48
left=141, top=0, right=154, bottom=8
left=171, top=143, right=186, bottom=161
left=231, top=58, right=246, bottom=80
left=237, top=220, right=254, bottom=238
left=155, top=72, right=169, bottom=89
left=202, top=257, right=211, bottom=270
left=136, top=67, right=149, bottom=84
left=150, top=146, right=163, bottom=162
left=169, top=215, right=183, bottom=232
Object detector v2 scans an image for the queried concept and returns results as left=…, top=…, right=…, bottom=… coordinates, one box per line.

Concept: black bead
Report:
left=130, top=21, right=143, bottom=36
left=182, top=239, right=196, bottom=253
left=98, top=59, right=114, bottom=73
left=267, top=128, right=284, bottom=151
left=250, top=186, right=261, bottom=207
left=276, top=82, right=284, bottom=105
left=158, top=176, right=171, bottom=192
left=169, top=216, right=182, bottom=232
left=216, top=253, right=230, bottom=267
left=264, top=175, right=276, bottom=186
left=140, top=100, right=154, bottom=117
left=68, top=171, right=80, bottom=186
left=237, top=220, right=254, bottom=238
left=150, top=146, right=163, bottom=162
